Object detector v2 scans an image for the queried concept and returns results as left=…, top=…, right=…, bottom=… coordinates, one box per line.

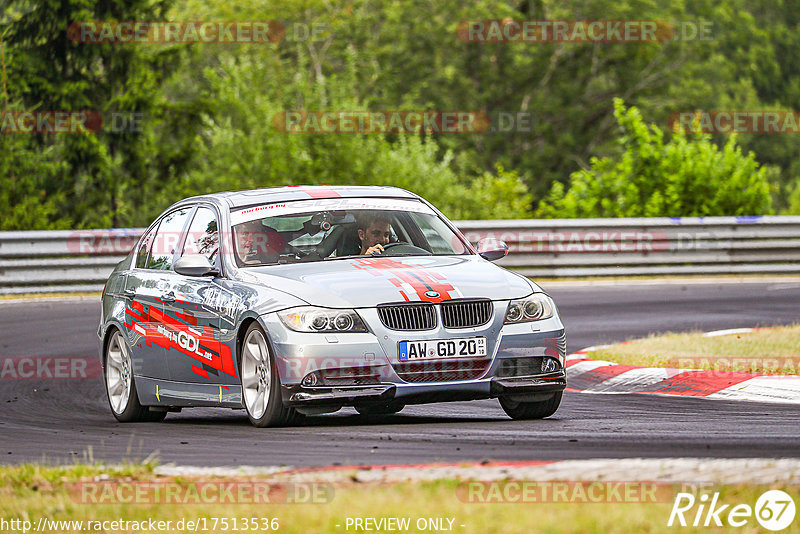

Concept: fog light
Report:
left=541, top=358, right=560, bottom=373
left=302, top=372, right=319, bottom=386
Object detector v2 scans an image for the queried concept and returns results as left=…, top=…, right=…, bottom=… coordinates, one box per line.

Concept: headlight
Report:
left=278, top=307, right=368, bottom=333
left=504, top=294, right=555, bottom=324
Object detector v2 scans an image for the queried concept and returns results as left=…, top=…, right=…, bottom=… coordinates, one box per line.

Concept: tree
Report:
left=0, top=134, right=70, bottom=229
left=536, top=99, right=773, bottom=217
left=154, top=48, right=532, bottom=221
left=1, top=0, right=202, bottom=228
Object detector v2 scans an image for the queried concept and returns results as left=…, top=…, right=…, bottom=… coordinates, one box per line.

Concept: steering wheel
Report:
left=374, top=241, right=430, bottom=255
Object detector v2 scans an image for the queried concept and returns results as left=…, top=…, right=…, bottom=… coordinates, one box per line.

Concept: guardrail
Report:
left=1, top=216, right=799, bottom=294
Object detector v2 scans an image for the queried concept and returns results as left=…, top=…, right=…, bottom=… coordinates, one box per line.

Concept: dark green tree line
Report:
left=2, top=0, right=799, bottom=229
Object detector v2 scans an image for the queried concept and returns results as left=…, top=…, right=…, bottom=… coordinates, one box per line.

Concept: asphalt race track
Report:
left=1, top=280, right=799, bottom=466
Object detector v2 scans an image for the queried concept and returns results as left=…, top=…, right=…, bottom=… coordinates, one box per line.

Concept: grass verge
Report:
left=589, top=325, right=800, bottom=374
left=1, top=464, right=797, bottom=533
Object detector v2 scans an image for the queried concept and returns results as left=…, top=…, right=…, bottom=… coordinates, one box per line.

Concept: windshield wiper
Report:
left=323, top=254, right=363, bottom=261
left=322, top=252, right=435, bottom=260
left=388, top=252, right=433, bottom=256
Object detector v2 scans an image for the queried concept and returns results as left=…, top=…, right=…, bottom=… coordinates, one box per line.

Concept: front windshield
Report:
left=230, top=198, right=469, bottom=267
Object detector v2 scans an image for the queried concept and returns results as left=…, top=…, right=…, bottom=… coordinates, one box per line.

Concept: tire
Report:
left=499, top=391, right=562, bottom=420
left=239, top=322, right=300, bottom=427
left=354, top=402, right=405, bottom=416
left=104, top=329, right=166, bottom=423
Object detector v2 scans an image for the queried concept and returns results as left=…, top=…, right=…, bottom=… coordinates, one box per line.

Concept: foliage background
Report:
left=2, top=0, right=799, bottom=228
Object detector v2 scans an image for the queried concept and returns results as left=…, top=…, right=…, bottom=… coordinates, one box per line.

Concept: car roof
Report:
left=178, top=185, right=420, bottom=210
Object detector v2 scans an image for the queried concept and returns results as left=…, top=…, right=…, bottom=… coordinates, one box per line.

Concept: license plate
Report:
left=398, top=337, right=487, bottom=361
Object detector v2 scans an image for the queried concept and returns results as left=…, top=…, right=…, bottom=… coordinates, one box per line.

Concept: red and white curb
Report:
left=154, top=458, right=800, bottom=484
left=566, top=328, right=800, bottom=404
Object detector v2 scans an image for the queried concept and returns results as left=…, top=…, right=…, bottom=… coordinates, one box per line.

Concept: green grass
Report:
left=1, top=464, right=798, bottom=533
left=590, top=325, right=800, bottom=374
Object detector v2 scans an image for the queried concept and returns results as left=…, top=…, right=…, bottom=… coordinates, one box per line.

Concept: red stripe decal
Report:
left=191, top=365, right=209, bottom=379
left=287, top=185, right=341, bottom=199
left=174, top=310, right=197, bottom=325
left=123, top=301, right=236, bottom=379
left=351, top=257, right=456, bottom=302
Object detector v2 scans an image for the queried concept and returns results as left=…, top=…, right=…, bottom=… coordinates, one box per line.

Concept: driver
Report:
left=358, top=213, right=392, bottom=255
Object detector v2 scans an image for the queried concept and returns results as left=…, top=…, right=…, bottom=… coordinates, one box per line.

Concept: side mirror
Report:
left=174, top=255, right=219, bottom=277
left=476, top=238, right=509, bottom=262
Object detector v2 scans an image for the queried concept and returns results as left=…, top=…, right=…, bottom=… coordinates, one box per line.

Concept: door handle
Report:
left=123, top=288, right=136, bottom=299
left=161, top=291, right=176, bottom=303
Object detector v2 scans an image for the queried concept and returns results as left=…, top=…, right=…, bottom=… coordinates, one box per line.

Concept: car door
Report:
left=162, top=205, right=239, bottom=386
left=122, top=220, right=170, bottom=380
left=124, top=206, right=194, bottom=380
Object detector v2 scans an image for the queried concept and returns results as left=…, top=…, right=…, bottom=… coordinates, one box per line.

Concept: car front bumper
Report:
left=282, top=372, right=566, bottom=406
left=260, top=306, right=567, bottom=407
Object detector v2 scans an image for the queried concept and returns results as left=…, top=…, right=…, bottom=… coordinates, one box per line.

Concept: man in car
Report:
left=358, top=213, right=392, bottom=255
left=235, top=219, right=284, bottom=265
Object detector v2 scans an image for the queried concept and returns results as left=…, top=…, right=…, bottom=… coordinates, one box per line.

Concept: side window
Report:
left=135, top=225, right=158, bottom=269
left=148, top=207, right=192, bottom=270
left=181, top=207, right=220, bottom=266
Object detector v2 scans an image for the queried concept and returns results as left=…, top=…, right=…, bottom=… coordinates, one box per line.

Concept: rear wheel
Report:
left=240, top=322, right=300, bottom=427
left=104, top=329, right=166, bottom=422
left=499, top=392, right=562, bottom=420
left=354, top=402, right=405, bottom=416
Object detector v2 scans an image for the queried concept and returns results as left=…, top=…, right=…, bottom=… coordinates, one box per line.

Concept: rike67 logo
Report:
left=668, top=490, right=796, bottom=531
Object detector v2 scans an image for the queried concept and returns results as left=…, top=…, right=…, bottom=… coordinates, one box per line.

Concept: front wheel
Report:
left=104, top=329, right=166, bottom=422
left=240, top=322, right=299, bottom=427
left=499, top=392, right=562, bottom=420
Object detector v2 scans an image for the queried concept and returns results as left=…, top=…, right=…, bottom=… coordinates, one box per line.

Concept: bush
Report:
left=537, top=99, right=773, bottom=218
left=783, top=180, right=800, bottom=215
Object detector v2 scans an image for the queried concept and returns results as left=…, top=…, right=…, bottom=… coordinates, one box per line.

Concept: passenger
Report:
left=235, top=220, right=284, bottom=265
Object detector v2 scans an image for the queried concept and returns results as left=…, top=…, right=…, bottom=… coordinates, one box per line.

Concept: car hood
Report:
left=239, top=255, right=535, bottom=308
